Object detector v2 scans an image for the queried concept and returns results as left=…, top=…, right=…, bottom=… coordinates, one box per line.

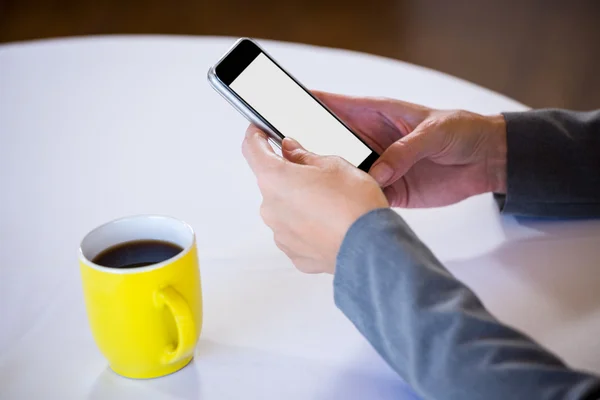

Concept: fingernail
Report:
left=282, top=137, right=301, bottom=151
left=370, top=162, right=393, bottom=185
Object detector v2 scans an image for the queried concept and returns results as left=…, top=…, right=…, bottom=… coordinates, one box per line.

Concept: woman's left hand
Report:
left=242, top=126, right=389, bottom=274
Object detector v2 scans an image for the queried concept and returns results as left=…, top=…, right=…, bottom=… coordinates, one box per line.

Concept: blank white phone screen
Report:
left=229, top=53, right=372, bottom=167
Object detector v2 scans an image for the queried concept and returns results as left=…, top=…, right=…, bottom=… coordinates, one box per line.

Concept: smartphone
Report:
left=207, top=38, right=379, bottom=171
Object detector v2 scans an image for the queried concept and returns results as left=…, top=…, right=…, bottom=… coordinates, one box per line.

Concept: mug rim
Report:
left=79, top=214, right=195, bottom=275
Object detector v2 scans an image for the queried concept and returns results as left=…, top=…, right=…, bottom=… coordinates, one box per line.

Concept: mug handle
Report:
left=154, top=286, right=196, bottom=364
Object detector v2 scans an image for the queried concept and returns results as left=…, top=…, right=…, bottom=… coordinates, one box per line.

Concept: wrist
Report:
left=486, top=114, right=507, bottom=194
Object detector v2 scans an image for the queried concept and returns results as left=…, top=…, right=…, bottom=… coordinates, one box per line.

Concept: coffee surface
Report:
left=92, top=240, right=184, bottom=269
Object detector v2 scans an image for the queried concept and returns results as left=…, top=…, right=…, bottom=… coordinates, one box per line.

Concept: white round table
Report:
left=1, top=36, right=599, bottom=399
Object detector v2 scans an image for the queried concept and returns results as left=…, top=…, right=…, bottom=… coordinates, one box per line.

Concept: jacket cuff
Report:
left=500, top=110, right=600, bottom=217
left=335, top=208, right=408, bottom=284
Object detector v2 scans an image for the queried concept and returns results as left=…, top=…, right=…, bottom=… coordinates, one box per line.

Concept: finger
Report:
left=311, top=90, right=430, bottom=130
left=369, top=122, right=445, bottom=186
left=273, top=237, right=300, bottom=258
left=383, top=184, right=407, bottom=208
left=242, top=125, right=284, bottom=174
left=272, top=233, right=308, bottom=264
left=281, top=137, right=323, bottom=166
left=291, top=257, right=323, bottom=274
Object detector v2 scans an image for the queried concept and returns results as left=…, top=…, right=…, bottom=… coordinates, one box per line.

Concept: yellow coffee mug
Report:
left=79, top=215, right=202, bottom=379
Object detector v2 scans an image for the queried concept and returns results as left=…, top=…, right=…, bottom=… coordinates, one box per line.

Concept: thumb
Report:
left=281, top=138, right=321, bottom=166
left=369, top=124, right=444, bottom=186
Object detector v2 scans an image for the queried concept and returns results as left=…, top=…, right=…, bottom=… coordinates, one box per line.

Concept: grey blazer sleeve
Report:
left=334, top=208, right=600, bottom=400
left=498, top=110, right=600, bottom=217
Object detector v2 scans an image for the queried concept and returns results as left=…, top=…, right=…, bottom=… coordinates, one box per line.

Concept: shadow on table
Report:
left=88, top=361, right=201, bottom=400
left=510, top=216, right=600, bottom=240
left=315, top=357, right=421, bottom=400
left=445, top=217, right=600, bottom=371
left=199, top=339, right=419, bottom=399
left=449, top=217, right=600, bottom=316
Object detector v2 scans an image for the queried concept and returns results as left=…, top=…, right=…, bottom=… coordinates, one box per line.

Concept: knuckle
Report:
left=256, top=173, right=275, bottom=192
left=389, top=139, right=406, bottom=151
left=373, top=95, right=392, bottom=104
left=380, top=139, right=415, bottom=169
left=435, top=109, right=467, bottom=125
left=245, top=124, right=262, bottom=138
left=255, top=175, right=268, bottom=190
left=259, top=203, right=273, bottom=226
left=241, top=138, right=250, bottom=157
left=294, top=152, right=310, bottom=164
left=293, top=260, right=316, bottom=274
left=273, top=236, right=294, bottom=258
left=273, top=236, right=286, bottom=251
left=324, top=155, right=346, bottom=170
left=450, top=109, right=471, bottom=120
left=387, top=140, right=410, bottom=158
left=292, top=261, right=306, bottom=273
left=418, top=117, right=439, bottom=132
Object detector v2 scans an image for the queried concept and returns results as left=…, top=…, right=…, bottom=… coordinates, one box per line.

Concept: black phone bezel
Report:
left=214, top=38, right=379, bottom=172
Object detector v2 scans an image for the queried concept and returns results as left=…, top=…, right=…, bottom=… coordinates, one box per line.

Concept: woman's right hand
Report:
left=314, top=91, right=507, bottom=208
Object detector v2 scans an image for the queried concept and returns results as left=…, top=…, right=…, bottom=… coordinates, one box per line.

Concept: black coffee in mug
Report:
left=92, top=240, right=184, bottom=269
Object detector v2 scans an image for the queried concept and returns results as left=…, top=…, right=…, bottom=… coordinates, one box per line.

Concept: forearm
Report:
left=334, top=209, right=600, bottom=400
left=498, top=109, right=600, bottom=217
